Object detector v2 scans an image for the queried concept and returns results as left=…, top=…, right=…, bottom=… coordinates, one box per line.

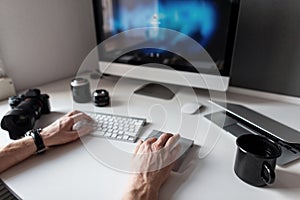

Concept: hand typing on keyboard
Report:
left=1, top=110, right=179, bottom=200
left=123, top=133, right=180, bottom=200
left=73, top=119, right=97, bottom=131
left=0, top=110, right=94, bottom=173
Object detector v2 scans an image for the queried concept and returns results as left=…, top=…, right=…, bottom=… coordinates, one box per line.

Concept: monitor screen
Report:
left=94, top=0, right=238, bottom=76
left=93, top=0, right=240, bottom=85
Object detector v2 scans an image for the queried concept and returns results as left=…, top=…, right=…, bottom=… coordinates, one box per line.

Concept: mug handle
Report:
left=261, top=162, right=275, bottom=185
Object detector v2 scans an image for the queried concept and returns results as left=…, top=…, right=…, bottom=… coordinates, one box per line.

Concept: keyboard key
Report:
left=88, top=112, right=146, bottom=143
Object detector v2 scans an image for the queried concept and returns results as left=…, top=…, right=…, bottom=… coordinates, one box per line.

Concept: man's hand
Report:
left=0, top=110, right=94, bottom=173
left=40, top=110, right=93, bottom=147
left=123, top=133, right=180, bottom=200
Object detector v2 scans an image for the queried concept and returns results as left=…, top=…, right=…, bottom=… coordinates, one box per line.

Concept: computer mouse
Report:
left=181, top=102, right=202, bottom=114
left=146, top=130, right=194, bottom=172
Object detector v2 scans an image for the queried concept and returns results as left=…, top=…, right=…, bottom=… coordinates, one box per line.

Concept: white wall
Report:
left=0, top=0, right=97, bottom=91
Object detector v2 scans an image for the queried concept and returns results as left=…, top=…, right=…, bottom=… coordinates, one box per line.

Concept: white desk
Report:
left=1, top=76, right=300, bottom=200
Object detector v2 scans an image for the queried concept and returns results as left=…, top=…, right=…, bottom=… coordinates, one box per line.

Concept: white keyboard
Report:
left=87, top=112, right=146, bottom=143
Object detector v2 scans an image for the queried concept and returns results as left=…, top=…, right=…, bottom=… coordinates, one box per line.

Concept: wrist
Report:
left=124, top=186, right=159, bottom=200
left=39, top=128, right=53, bottom=148
left=25, top=128, right=46, bottom=154
left=124, top=176, right=159, bottom=200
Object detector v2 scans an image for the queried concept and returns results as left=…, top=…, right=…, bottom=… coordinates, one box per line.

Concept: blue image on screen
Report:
left=112, top=0, right=217, bottom=48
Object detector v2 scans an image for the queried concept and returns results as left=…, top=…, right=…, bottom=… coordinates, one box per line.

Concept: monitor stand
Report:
left=134, top=83, right=176, bottom=100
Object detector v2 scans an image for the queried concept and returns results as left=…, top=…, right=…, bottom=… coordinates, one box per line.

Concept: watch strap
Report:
left=26, top=128, right=46, bottom=154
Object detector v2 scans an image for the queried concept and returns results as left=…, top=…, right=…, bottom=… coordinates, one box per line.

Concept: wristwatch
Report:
left=25, top=128, right=46, bottom=154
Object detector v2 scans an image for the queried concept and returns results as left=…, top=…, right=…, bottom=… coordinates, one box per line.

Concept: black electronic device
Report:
left=92, top=0, right=241, bottom=93
left=230, top=0, right=300, bottom=98
left=93, top=89, right=110, bottom=107
left=205, top=101, right=300, bottom=166
left=1, top=89, right=50, bottom=140
left=0, top=179, right=22, bottom=200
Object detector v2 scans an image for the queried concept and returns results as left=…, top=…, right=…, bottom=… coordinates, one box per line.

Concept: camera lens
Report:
left=93, top=89, right=110, bottom=107
left=1, top=110, right=35, bottom=140
left=1, top=88, right=51, bottom=140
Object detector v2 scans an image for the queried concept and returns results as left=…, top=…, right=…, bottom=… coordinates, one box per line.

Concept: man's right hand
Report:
left=123, top=133, right=180, bottom=200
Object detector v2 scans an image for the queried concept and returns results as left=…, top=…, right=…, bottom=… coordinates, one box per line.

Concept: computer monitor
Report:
left=92, top=0, right=240, bottom=94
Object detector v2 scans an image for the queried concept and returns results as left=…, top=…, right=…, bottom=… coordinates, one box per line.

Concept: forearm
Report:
left=0, top=136, right=36, bottom=173
left=123, top=186, right=158, bottom=200
left=122, top=177, right=159, bottom=200
left=0, top=110, right=92, bottom=174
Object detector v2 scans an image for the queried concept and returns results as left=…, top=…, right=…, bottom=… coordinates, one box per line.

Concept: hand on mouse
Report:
left=40, top=110, right=94, bottom=147
left=123, top=133, right=180, bottom=200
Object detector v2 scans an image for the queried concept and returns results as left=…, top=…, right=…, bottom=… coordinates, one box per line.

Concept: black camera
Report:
left=1, top=89, right=50, bottom=140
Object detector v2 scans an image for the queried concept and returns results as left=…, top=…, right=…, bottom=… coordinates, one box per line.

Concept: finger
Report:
left=82, top=113, right=93, bottom=121
left=158, top=142, right=181, bottom=170
left=137, top=137, right=157, bottom=154
left=70, top=112, right=93, bottom=123
left=66, top=110, right=81, bottom=116
left=170, top=143, right=181, bottom=160
left=144, top=137, right=157, bottom=144
left=153, top=133, right=173, bottom=149
left=134, top=140, right=143, bottom=155
left=162, top=144, right=181, bottom=169
left=66, top=110, right=93, bottom=121
left=76, top=126, right=94, bottom=137
left=64, top=113, right=93, bottom=130
left=165, top=134, right=180, bottom=149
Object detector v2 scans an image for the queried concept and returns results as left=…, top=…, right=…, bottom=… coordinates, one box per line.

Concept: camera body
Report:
left=1, top=89, right=50, bottom=140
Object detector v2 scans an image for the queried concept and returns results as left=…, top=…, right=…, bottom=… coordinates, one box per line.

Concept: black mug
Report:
left=234, top=134, right=281, bottom=187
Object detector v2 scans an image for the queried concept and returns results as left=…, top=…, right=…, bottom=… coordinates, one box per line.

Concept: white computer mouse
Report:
left=181, top=102, right=202, bottom=114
